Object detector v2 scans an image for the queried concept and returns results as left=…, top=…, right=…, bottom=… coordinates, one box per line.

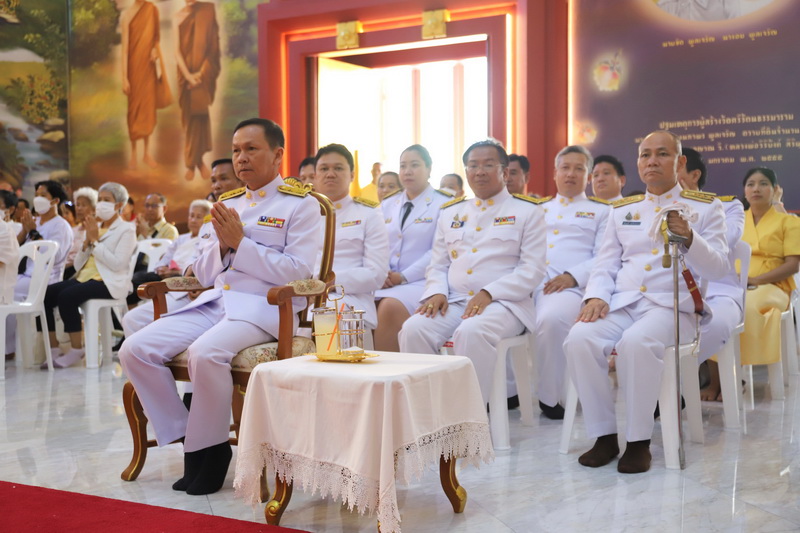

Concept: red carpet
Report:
left=0, top=481, right=308, bottom=532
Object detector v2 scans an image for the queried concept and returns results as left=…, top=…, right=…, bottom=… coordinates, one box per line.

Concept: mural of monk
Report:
left=121, top=0, right=171, bottom=170
left=175, top=0, right=221, bottom=181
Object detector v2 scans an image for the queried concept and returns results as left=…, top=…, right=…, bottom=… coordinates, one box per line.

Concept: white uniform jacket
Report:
left=705, top=196, right=746, bottom=308
left=380, top=185, right=452, bottom=283
left=584, top=184, right=729, bottom=314
left=0, top=220, right=19, bottom=304
left=73, top=217, right=138, bottom=300
left=172, top=177, right=321, bottom=338
left=326, top=196, right=390, bottom=329
left=539, top=193, right=611, bottom=291
left=422, top=188, right=547, bottom=332
left=25, top=215, right=73, bottom=283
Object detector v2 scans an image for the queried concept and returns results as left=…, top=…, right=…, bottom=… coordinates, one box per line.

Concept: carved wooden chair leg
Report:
left=230, top=384, right=245, bottom=444
left=121, top=381, right=149, bottom=481
left=265, top=474, right=293, bottom=525
left=439, top=456, right=467, bottom=513
left=259, top=466, right=270, bottom=503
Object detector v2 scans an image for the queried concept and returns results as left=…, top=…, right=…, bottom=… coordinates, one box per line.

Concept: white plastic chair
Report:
left=80, top=247, right=138, bottom=368
left=442, top=332, right=534, bottom=451
left=0, top=241, right=59, bottom=378
left=780, top=295, right=798, bottom=380
left=713, top=240, right=751, bottom=429
left=137, top=238, right=173, bottom=272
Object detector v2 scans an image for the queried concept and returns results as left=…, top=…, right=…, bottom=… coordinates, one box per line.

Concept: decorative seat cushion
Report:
left=166, top=336, right=316, bottom=371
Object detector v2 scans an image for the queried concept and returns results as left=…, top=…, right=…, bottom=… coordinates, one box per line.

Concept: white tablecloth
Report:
left=233, top=352, right=493, bottom=533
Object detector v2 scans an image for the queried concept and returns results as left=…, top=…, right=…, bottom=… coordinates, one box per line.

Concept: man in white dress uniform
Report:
left=678, top=147, right=745, bottom=401
left=399, top=140, right=546, bottom=403
left=534, top=145, right=610, bottom=419
left=563, top=131, right=729, bottom=473
left=119, top=118, right=321, bottom=495
left=312, top=143, right=389, bottom=332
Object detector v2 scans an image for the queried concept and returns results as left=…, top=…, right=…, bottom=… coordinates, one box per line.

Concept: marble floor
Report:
left=1, top=358, right=799, bottom=533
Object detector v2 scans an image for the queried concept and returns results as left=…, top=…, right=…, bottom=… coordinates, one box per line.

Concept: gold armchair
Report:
left=120, top=190, right=336, bottom=489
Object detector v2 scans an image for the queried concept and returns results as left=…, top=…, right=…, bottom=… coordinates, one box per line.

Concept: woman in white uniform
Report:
left=374, top=144, right=452, bottom=351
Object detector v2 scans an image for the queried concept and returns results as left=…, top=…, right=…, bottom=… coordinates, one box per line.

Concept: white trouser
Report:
left=118, top=299, right=274, bottom=452
left=534, top=289, right=583, bottom=407
left=122, top=294, right=192, bottom=337
left=5, top=275, right=32, bottom=354
left=698, top=295, right=742, bottom=362
left=564, top=298, right=694, bottom=442
left=399, top=301, right=524, bottom=404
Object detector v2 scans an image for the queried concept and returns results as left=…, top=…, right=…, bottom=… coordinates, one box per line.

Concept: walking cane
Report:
left=661, top=215, right=688, bottom=470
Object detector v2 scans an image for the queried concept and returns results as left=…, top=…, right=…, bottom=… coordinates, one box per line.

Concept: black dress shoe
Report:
left=653, top=396, right=686, bottom=419
left=173, top=447, right=205, bottom=491
left=539, top=401, right=565, bottom=420
left=507, top=395, right=520, bottom=410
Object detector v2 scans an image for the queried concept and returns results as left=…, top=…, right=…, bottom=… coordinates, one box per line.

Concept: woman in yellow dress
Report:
left=740, top=167, right=800, bottom=367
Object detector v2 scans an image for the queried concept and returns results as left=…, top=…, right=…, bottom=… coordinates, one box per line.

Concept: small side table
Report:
left=234, top=352, right=494, bottom=533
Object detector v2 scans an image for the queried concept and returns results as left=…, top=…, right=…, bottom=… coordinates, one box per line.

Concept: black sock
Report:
left=186, top=441, right=233, bottom=495
left=172, top=448, right=206, bottom=491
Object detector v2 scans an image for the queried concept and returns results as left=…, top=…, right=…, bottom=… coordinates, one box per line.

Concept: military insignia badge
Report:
left=494, top=216, right=516, bottom=225
left=451, top=214, right=466, bottom=228
left=414, top=217, right=433, bottom=224
left=575, top=212, right=595, bottom=219
left=258, top=216, right=286, bottom=228
left=341, top=220, right=362, bottom=227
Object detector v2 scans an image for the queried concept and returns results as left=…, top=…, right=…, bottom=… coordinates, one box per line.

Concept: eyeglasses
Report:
left=465, top=163, right=503, bottom=173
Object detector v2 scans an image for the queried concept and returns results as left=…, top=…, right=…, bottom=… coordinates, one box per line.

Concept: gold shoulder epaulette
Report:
left=612, top=195, right=645, bottom=208
left=381, top=188, right=402, bottom=201
left=436, top=188, right=454, bottom=197
left=278, top=183, right=310, bottom=198
left=218, top=187, right=246, bottom=201
left=717, top=195, right=737, bottom=202
left=441, top=196, right=467, bottom=209
left=353, top=196, right=379, bottom=208
left=202, top=214, right=212, bottom=224
left=283, top=177, right=304, bottom=188
left=681, top=190, right=713, bottom=203
left=513, top=193, right=549, bottom=205
left=588, top=196, right=611, bottom=205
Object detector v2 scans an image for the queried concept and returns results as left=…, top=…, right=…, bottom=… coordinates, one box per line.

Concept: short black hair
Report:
left=0, top=190, right=18, bottom=210
left=315, top=144, right=354, bottom=171
left=462, top=139, right=509, bottom=166
left=593, top=155, right=625, bottom=177
left=18, top=198, right=30, bottom=210
left=234, top=118, right=285, bottom=149
left=35, top=180, right=68, bottom=205
left=146, top=192, right=168, bottom=205
left=403, top=144, right=433, bottom=168
left=681, top=147, right=707, bottom=189
left=212, top=158, right=233, bottom=169
left=508, top=154, right=530, bottom=173
left=441, top=173, right=463, bottom=187
left=299, top=156, right=316, bottom=172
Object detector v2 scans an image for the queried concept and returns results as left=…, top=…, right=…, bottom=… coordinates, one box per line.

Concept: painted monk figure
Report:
left=121, top=0, right=171, bottom=170
left=175, top=0, right=221, bottom=181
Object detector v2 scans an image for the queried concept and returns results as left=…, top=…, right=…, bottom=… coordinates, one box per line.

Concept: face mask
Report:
left=33, top=196, right=53, bottom=215
left=95, top=201, right=117, bottom=221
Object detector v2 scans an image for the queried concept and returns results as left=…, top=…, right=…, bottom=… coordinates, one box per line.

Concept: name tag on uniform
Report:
left=575, top=212, right=595, bottom=219
left=494, top=216, right=516, bottom=226
left=258, top=216, right=285, bottom=228
left=451, top=221, right=465, bottom=228
left=414, top=217, right=433, bottom=224
left=341, top=220, right=361, bottom=228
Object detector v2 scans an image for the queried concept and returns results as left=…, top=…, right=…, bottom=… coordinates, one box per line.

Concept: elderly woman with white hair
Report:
left=64, top=187, right=98, bottom=279
left=122, top=199, right=212, bottom=336
left=42, top=182, right=137, bottom=368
